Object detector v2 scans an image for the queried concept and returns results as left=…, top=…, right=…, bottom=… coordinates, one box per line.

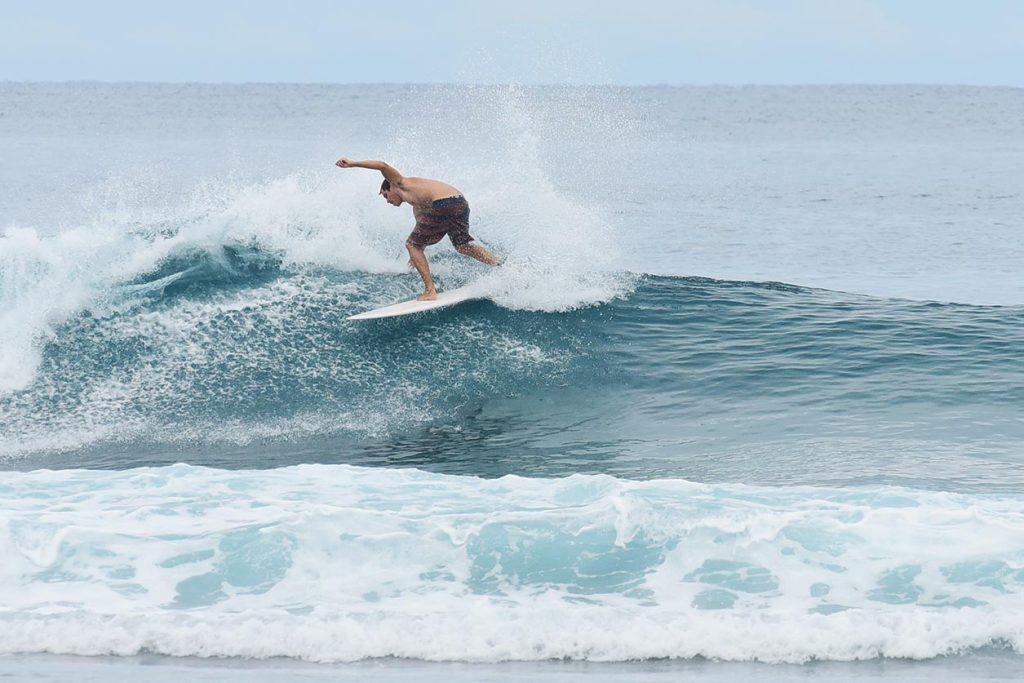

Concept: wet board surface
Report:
left=346, top=284, right=483, bottom=320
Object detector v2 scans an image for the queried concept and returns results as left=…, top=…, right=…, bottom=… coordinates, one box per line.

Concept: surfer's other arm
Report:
left=335, top=158, right=404, bottom=186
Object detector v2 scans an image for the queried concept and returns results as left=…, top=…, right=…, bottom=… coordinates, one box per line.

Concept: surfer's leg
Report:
left=446, top=203, right=500, bottom=265
left=406, top=240, right=437, bottom=300
left=455, top=242, right=500, bottom=266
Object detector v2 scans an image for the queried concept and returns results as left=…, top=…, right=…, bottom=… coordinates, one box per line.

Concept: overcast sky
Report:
left=2, top=0, right=1022, bottom=86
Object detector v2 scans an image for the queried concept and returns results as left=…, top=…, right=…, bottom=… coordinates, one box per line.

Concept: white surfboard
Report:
left=347, top=284, right=483, bottom=320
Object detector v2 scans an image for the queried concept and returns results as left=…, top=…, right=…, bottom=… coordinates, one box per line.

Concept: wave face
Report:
left=2, top=231, right=1023, bottom=489
left=2, top=464, right=1023, bottom=663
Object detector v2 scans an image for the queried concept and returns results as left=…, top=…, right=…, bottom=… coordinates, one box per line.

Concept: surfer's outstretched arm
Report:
left=335, top=158, right=403, bottom=186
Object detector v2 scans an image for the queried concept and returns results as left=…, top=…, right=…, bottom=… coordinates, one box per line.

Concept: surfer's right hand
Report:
left=335, top=158, right=353, bottom=168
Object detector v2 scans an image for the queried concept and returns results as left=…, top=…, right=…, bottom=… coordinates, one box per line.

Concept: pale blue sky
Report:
left=2, top=0, right=1022, bottom=85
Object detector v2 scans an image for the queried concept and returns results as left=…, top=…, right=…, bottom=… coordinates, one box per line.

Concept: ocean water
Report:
left=1, top=83, right=1023, bottom=680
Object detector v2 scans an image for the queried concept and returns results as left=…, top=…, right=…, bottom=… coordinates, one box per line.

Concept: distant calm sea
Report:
left=1, top=83, right=1023, bottom=681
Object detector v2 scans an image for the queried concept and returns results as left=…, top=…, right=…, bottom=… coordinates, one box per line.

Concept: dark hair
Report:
left=380, top=179, right=391, bottom=194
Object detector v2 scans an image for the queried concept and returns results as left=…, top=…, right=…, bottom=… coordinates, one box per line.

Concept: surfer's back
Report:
left=399, top=176, right=464, bottom=206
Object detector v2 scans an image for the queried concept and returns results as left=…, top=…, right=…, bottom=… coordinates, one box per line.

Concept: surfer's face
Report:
left=381, top=188, right=402, bottom=206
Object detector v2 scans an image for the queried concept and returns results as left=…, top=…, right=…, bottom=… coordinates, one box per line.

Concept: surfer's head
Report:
left=380, top=179, right=402, bottom=206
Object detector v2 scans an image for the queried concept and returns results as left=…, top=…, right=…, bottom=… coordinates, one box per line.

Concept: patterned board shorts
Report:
left=407, top=196, right=474, bottom=247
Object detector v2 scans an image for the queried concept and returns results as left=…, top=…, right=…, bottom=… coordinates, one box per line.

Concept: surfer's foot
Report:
left=418, top=290, right=437, bottom=301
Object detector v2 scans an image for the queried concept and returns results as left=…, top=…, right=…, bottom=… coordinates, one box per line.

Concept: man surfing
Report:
left=336, top=158, right=500, bottom=300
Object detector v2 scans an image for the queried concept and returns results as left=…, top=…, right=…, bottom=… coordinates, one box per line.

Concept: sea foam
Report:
left=2, top=464, right=1022, bottom=663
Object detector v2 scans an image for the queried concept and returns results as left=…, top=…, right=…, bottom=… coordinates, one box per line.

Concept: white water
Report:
left=2, top=464, right=1023, bottom=663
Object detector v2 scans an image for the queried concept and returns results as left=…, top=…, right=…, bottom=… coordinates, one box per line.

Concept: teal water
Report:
left=5, top=264, right=1023, bottom=492
left=1, top=83, right=1023, bottom=671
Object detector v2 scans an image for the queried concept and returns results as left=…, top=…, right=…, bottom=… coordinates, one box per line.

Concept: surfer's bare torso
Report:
left=396, top=177, right=464, bottom=215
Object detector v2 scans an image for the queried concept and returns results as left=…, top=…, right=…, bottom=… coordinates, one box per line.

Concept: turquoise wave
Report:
left=2, top=244, right=1022, bottom=489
